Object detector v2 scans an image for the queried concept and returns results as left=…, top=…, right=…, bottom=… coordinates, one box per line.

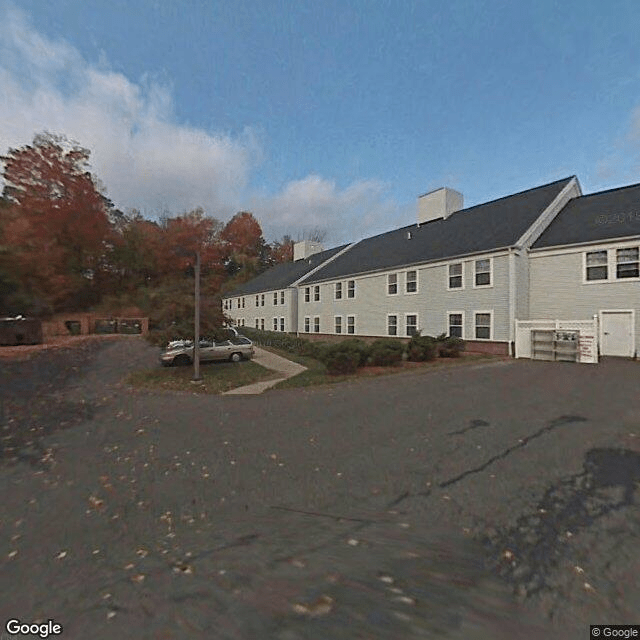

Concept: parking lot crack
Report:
left=440, top=415, right=587, bottom=489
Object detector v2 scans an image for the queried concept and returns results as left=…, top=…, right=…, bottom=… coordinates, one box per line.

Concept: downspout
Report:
left=508, top=248, right=516, bottom=357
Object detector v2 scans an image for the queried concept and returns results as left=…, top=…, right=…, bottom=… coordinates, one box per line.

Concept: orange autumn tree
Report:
left=1, top=133, right=111, bottom=312
left=220, top=211, right=270, bottom=281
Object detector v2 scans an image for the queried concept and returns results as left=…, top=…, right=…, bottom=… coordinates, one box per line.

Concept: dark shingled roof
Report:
left=301, top=177, right=574, bottom=284
left=225, top=244, right=349, bottom=296
left=532, top=182, right=640, bottom=249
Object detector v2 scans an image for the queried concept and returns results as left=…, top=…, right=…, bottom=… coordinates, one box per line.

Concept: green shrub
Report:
left=324, top=349, right=360, bottom=375
left=240, top=327, right=307, bottom=353
left=332, top=338, right=371, bottom=367
left=438, top=336, right=466, bottom=358
left=368, top=338, right=404, bottom=366
left=407, top=333, right=438, bottom=361
left=299, top=340, right=329, bottom=360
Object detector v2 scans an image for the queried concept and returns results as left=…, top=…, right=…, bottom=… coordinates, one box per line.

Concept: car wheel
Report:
left=229, top=352, right=242, bottom=363
left=173, top=354, right=191, bottom=366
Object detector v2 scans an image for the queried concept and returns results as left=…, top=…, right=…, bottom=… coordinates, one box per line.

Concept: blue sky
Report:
left=2, top=1, right=640, bottom=244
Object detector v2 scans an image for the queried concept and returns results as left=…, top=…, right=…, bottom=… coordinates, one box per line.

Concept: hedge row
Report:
left=239, top=328, right=465, bottom=375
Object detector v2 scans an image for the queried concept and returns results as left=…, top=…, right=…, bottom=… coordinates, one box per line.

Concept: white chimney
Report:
left=417, top=187, right=463, bottom=225
left=294, top=240, right=324, bottom=261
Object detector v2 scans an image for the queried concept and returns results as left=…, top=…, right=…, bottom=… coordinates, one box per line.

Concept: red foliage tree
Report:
left=269, top=235, right=294, bottom=264
left=220, top=211, right=263, bottom=256
left=1, top=133, right=111, bottom=311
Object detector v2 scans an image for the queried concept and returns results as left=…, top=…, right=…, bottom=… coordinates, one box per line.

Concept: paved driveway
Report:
left=1, top=338, right=638, bottom=639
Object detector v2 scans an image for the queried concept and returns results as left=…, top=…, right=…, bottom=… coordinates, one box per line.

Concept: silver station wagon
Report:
left=160, top=336, right=255, bottom=366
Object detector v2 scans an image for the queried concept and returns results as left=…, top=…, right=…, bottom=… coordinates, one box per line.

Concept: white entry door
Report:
left=600, top=310, right=634, bottom=357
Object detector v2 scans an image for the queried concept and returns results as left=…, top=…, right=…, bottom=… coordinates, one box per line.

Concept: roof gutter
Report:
left=530, top=233, right=640, bottom=253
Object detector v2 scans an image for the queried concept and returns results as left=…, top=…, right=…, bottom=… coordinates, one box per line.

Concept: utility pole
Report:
left=192, top=250, right=202, bottom=383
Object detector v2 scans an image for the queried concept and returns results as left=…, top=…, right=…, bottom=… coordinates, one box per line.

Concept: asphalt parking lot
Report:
left=0, top=337, right=638, bottom=639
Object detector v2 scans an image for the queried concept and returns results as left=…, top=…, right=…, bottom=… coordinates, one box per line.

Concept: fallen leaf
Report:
left=291, top=595, right=334, bottom=617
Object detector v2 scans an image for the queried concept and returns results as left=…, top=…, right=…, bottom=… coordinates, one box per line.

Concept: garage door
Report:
left=600, top=310, right=634, bottom=357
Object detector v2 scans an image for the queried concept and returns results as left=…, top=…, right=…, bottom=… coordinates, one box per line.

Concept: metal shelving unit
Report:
left=531, top=329, right=579, bottom=362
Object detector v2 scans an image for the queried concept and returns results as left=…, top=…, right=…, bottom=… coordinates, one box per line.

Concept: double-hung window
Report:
left=255, top=295, right=259, bottom=306
left=347, top=280, right=355, bottom=298
left=347, top=316, right=355, bottom=334
left=261, top=294, right=265, bottom=306
left=314, top=286, right=320, bottom=302
left=406, top=271, right=417, bottom=293
left=304, top=287, right=310, bottom=302
left=280, top=291, right=285, bottom=304
left=475, top=259, right=491, bottom=287
left=617, top=247, right=639, bottom=279
left=273, top=292, right=278, bottom=305
left=387, top=315, right=398, bottom=336
left=255, top=319, right=259, bottom=329
left=448, top=313, right=463, bottom=338
left=335, top=282, right=342, bottom=300
left=475, top=313, right=491, bottom=340
left=313, top=317, right=320, bottom=333
left=406, top=314, right=418, bottom=336
left=387, top=274, right=398, bottom=295
left=280, top=317, right=285, bottom=332
left=273, top=317, right=278, bottom=331
left=242, top=298, right=245, bottom=308
left=586, top=250, right=608, bottom=281
left=304, top=317, right=310, bottom=333
left=335, top=316, right=342, bottom=334
left=260, top=318, right=265, bottom=330
left=449, top=263, right=463, bottom=289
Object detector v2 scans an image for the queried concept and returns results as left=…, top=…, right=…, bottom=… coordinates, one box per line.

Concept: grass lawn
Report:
left=259, top=346, right=504, bottom=390
left=126, top=360, right=279, bottom=394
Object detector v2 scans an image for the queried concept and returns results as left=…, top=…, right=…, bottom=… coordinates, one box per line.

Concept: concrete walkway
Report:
left=222, top=346, right=307, bottom=395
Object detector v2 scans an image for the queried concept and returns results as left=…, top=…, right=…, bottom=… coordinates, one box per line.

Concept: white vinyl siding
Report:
left=530, top=244, right=640, bottom=355
left=297, top=252, right=511, bottom=341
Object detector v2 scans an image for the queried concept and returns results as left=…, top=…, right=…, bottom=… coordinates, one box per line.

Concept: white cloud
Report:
left=252, top=175, right=404, bottom=244
left=0, top=6, right=255, bottom=217
left=0, top=5, right=402, bottom=243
